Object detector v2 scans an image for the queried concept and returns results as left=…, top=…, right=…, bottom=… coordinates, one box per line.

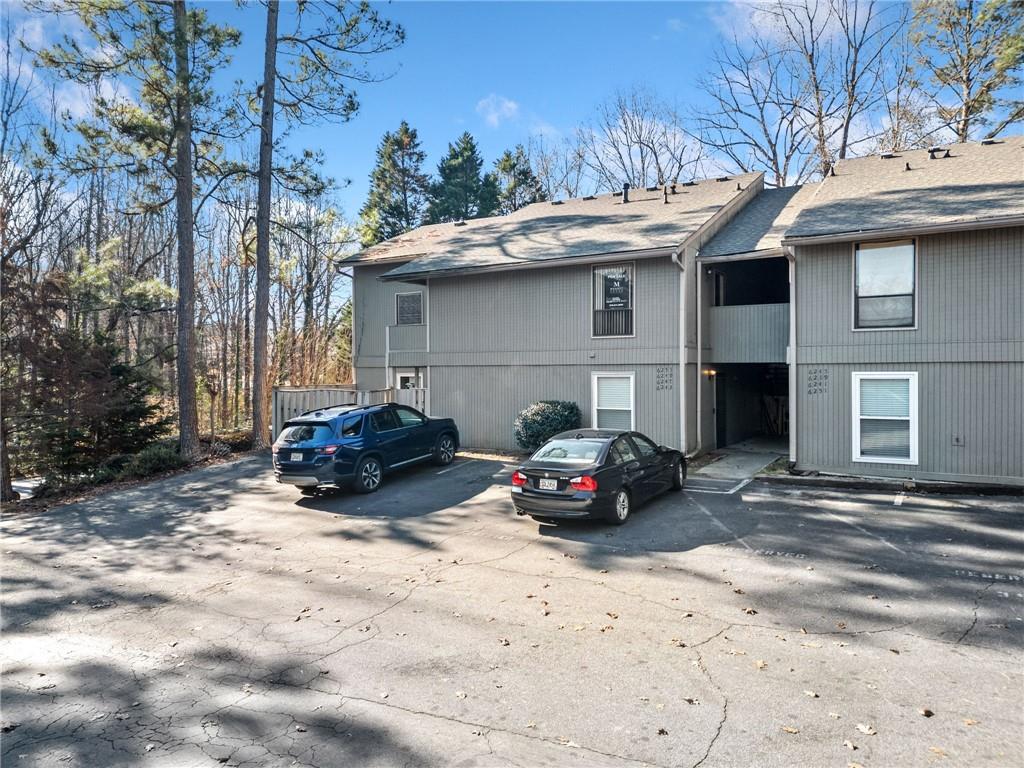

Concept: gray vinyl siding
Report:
left=352, top=263, right=427, bottom=388
left=428, top=258, right=679, bottom=364
left=797, top=362, right=1023, bottom=484
left=430, top=364, right=680, bottom=451
left=708, top=303, right=789, bottom=363
left=795, top=226, right=1024, bottom=484
left=427, top=257, right=682, bottom=450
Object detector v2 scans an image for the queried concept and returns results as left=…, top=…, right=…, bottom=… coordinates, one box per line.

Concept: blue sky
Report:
left=204, top=1, right=734, bottom=219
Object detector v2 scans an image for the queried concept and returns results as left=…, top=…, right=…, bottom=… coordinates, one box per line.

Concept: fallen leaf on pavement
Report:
left=963, top=718, right=979, bottom=726
left=919, top=708, right=934, bottom=717
left=733, top=588, right=745, bottom=594
left=683, top=697, right=699, bottom=705
left=782, top=726, right=799, bottom=734
left=742, top=607, right=758, bottom=615
left=929, top=747, right=947, bottom=757
left=657, top=728, right=668, bottom=736
left=856, top=723, right=877, bottom=735
left=526, top=721, right=536, bottom=729
left=889, top=648, right=900, bottom=655
left=606, top=612, right=618, bottom=619
left=843, top=740, right=857, bottom=750
left=499, top=638, right=510, bottom=646
left=804, top=690, right=819, bottom=698
left=829, top=712, right=841, bottom=719
left=295, top=725, right=307, bottom=732
left=456, top=691, right=467, bottom=699
left=755, top=659, right=768, bottom=670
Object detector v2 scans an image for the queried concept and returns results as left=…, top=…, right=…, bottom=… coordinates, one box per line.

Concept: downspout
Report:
left=695, top=250, right=702, bottom=454
left=670, top=249, right=687, bottom=453
left=784, top=245, right=797, bottom=466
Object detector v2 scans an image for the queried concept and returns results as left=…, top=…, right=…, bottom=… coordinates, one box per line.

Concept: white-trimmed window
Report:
left=852, top=372, right=918, bottom=464
left=591, top=372, right=635, bottom=430
left=592, top=263, right=634, bottom=337
left=395, top=291, right=423, bottom=325
left=854, top=240, right=915, bottom=329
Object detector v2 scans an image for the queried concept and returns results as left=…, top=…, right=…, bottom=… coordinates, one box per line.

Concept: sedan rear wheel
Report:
left=606, top=488, right=631, bottom=526
left=353, top=456, right=383, bottom=494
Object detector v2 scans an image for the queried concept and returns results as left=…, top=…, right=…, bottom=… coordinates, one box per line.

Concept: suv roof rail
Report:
left=298, top=402, right=359, bottom=417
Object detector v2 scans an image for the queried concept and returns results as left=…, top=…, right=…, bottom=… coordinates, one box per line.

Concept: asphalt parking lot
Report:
left=2, top=454, right=1022, bottom=767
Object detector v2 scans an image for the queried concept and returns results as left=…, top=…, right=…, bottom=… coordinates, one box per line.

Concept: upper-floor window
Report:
left=396, top=291, right=423, bottom=325
left=593, top=263, right=634, bottom=337
left=854, top=240, right=915, bottom=329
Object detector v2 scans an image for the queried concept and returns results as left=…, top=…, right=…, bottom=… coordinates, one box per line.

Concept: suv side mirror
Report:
left=658, top=445, right=670, bottom=453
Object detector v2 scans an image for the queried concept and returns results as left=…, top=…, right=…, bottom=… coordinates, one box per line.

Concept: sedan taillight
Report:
left=511, top=470, right=527, bottom=487
left=570, top=475, right=598, bottom=492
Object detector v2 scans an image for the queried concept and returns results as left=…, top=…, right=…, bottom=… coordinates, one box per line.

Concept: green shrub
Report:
left=118, top=444, right=189, bottom=480
left=513, top=400, right=582, bottom=452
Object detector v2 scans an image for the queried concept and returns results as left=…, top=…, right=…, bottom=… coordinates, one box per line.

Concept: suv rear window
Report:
left=340, top=415, right=363, bottom=437
left=279, top=424, right=334, bottom=443
left=530, top=439, right=605, bottom=465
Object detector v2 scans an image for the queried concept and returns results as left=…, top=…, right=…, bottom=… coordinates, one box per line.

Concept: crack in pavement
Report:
left=956, top=580, right=998, bottom=645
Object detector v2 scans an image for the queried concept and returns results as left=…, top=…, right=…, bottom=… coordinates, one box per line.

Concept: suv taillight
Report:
left=317, top=445, right=340, bottom=455
left=511, top=470, right=527, bottom=487
left=570, top=475, right=598, bottom=492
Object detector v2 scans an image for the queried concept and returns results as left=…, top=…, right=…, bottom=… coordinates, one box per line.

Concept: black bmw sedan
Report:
left=510, top=429, right=686, bottom=525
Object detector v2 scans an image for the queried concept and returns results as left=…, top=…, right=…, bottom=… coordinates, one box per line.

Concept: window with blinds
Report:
left=395, top=292, right=423, bottom=325
left=852, top=373, right=918, bottom=464
left=592, top=373, right=634, bottom=430
left=854, top=240, right=915, bottom=329
left=593, top=263, right=634, bottom=337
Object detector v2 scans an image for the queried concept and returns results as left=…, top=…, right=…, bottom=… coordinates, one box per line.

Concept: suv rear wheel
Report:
left=433, top=434, right=456, bottom=466
left=353, top=456, right=383, bottom=494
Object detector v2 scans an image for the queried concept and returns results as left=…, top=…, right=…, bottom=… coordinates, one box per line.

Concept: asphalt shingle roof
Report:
left=701, top=183, right=821, bottom=257
left=340, top=174, right=763, bottom=279
left=785, top=136, right=1024, bottom=241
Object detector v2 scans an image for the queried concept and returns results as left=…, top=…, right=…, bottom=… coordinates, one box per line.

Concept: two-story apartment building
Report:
left=344, top=136, right=1024, bottom=486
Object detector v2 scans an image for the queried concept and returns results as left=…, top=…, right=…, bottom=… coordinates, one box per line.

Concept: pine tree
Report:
left=913, top=0, right=1024, bottom=141
left=426, top=132, right=497, bottom=223
left=494, top=145, right=547, bottom=215
left=358, top=121, right=430, bottom=246
left=35, top=0, right=242, bottom=461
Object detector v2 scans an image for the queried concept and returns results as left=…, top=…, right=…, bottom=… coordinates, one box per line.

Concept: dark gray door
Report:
left=715, top=375, right=728, bottom=449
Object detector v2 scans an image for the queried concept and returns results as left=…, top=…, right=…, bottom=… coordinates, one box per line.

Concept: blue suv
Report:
left=272, top=403, right=460, bottom=495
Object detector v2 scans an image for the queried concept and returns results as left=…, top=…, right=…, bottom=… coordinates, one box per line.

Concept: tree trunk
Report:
left=173, top=0, right=201, bottom=460
left=252, top=0, right=279, bottom=449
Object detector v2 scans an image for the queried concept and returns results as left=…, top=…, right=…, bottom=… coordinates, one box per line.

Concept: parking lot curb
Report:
left=755, top=472, right=1024, bottom=497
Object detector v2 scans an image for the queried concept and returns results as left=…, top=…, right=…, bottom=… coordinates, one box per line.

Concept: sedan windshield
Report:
left=530, top=439, right=604, bottom=465
left=278, top=424, right=334, bottom=443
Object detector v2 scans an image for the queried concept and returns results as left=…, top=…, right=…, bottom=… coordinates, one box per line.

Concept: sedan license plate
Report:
left=538, top=478, right=558, bottom=491
left=290, top=452, right=304, bottom=462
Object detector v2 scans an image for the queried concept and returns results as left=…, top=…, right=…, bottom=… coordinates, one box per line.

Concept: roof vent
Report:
left=645, top=185, right=659, bottom=192
left=583, top=195, right=597, bottom=201
left=670, top=182, right=677, bottom=194
left=829, top=165, right=836, bottom=177
left=904, top=162, right=912, bottom=172
left=453, top=220, right=467, bottom=227
left=663, top=186, right=669, bottom=204
left=550, top=200, right=564, bottom=206
left=612, top=190, right=623, bottom=197
left=622, top=182, right=630, bottom=203
left=683, top=180, right=697, bottom=187
left=943, top=150, right=951, bottom=158
left=879, top=151, right=896, bottom=159
left=716, top=176, right=731, bottom=182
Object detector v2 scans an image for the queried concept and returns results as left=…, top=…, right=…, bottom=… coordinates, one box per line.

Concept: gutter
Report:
left=781, top=214, right=1024, bottom=247
left=378, top=245, right=678, bottom=282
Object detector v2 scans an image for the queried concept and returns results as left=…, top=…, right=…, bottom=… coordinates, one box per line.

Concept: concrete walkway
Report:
left=695, top=437, right=786, bottom=479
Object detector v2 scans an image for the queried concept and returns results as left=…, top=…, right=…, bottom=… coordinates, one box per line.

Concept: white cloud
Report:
left=476, top=93, right=519, bottom=128
left=666, top=17, right=686, bottom=33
